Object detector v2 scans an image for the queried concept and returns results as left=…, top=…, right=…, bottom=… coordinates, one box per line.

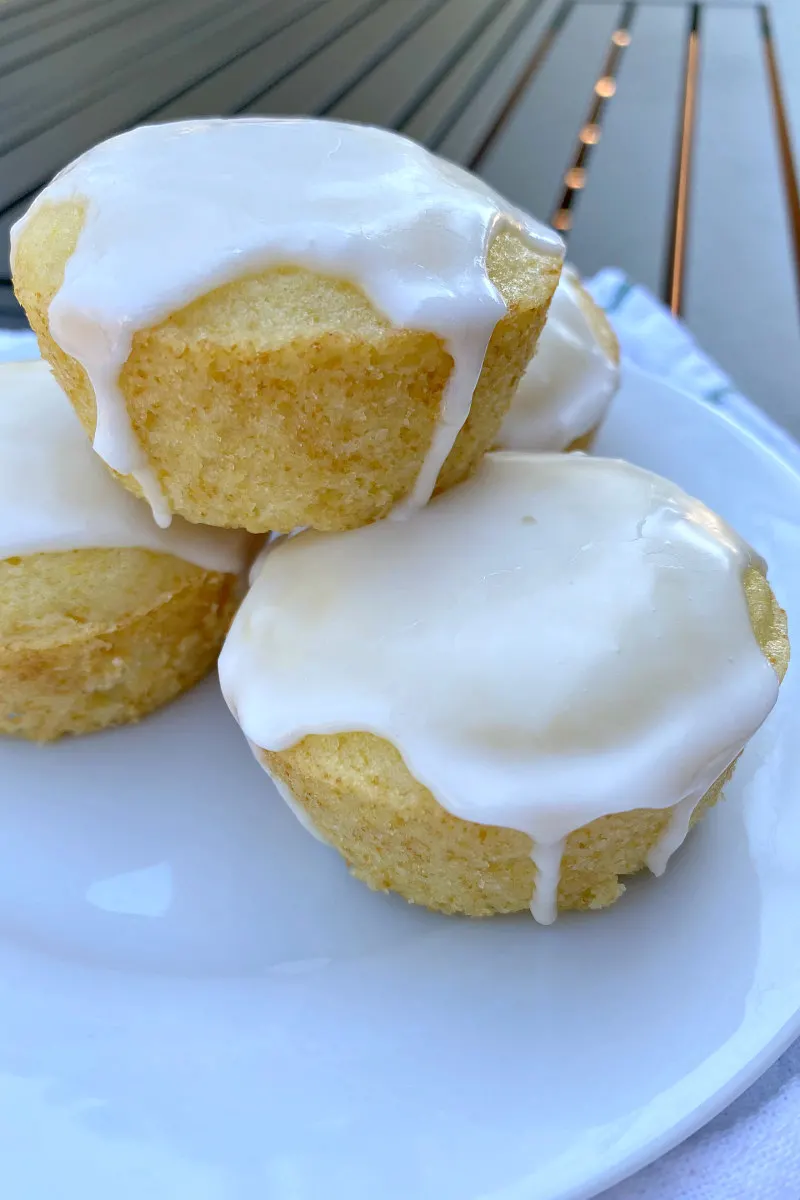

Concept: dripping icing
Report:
left=530, top=839, right=566, bottom=925
left=11, top=118, right=564, bottom=524
left=0, top=360, right=250, bottom=573
left=646, top=795, right=699, bottom=877
left=218, top=453, right=780, bottom=922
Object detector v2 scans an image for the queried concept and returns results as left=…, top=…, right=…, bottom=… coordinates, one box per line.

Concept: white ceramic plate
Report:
left=1, top=363, right=799, bottom=1200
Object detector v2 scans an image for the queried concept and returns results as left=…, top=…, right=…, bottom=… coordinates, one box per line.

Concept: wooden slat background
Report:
left=433, top=0, right=564, bottom=163
left=1, top=0, right=798, bottom=436
left=479, top=4, right=625, bottom=218
left=684, top=5, right=800, bottom=433
left=565, top=4, right=688, bottom=294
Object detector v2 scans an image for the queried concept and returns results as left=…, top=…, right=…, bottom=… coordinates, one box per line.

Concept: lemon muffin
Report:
left=12, top=118, right=564, bottom=533
left=0, top=361, right=251, bottom=741
left=494, top=266, right=619, bottom=454
left=220, top=453, right=788, bottom=922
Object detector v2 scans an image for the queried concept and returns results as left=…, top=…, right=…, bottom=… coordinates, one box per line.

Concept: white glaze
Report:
left=530, top=840, right=566, bottom=925
left=219, top=452, right=780, bottom=922
left=646, top=796, right=698, bottom=877
left=496, top=267, right=619, bottom=453
left=11, top=118, right=563, bottom=524
left=0, top=360, right=250, bottom=574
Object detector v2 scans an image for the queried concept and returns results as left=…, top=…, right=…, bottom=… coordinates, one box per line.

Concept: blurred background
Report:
left=1, top=0, right=798, bottom=431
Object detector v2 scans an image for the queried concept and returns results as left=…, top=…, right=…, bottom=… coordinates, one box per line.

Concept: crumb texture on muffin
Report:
left=0, top=549, right=237, bottom=742
left=0, top=359, right=251, bottom=572
left=260, top=739, right=728, bottom=916
left=260, top=566, right=787, bottom=917
left=0, top=356, right=250, bottom=741
left=15, top=204, right=559, bottom=532
left=220, top=454, right=788, bottom=919
left=12, top=120, right=563, bottom=530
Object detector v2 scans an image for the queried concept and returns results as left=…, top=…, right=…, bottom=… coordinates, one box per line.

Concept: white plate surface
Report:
left=1, top=363, right=799, bottom=1200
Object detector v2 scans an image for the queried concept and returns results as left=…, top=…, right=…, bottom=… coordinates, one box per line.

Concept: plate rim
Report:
left=561, top=363, right=800, bottom=1200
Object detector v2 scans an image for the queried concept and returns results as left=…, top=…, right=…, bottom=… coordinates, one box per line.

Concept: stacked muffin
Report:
left=9, top=118, right=788, bottom=922
left=0, top=359, right=250, bottom=740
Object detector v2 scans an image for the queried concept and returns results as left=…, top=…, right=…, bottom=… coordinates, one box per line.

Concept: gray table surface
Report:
left=2, top=0, right=798, bottom=435
left=1, top=0, right=799, bottom=1194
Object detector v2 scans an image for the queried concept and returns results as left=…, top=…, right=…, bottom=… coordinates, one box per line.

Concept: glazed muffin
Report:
left=220, top=453, right=788, bottom=922
left=0, top=361, right=250, bottom=741
left=494, top=266, right=619, bottom=454
left=12, top=118, right=564, bottom=532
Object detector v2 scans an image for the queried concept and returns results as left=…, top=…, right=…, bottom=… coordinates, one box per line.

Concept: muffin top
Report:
left=11, top=118, right=564, bottom=521
left=220, top=451, right=782, bottom=917
left=0, top=360, right=249, bottom=573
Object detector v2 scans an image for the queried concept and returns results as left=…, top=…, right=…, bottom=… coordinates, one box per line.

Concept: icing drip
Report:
left=0, top=360, right=250, bottom=574
left=219, top=452, right=780, bottom=922
left=132, top=466, right=171, bottom=530
left=496, top=266, right=619, bottom=453
left=646, top=733, right=746, bottom=876
left=646, top=795, right=699, bottom=877
left=11, top=118, right=563, bottom=524
left=530, top=839, right=566, bottom=925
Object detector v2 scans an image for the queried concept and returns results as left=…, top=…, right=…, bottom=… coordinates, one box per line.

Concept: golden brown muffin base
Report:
left=14, top=202, right=562, bottom=533
left=259, top=568, right=789, bottom=917
left=0, top=548, right=238, bottom=742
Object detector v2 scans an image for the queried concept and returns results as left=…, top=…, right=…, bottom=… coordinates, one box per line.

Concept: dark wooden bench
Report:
left=2, top=0, right=798, bottom=434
